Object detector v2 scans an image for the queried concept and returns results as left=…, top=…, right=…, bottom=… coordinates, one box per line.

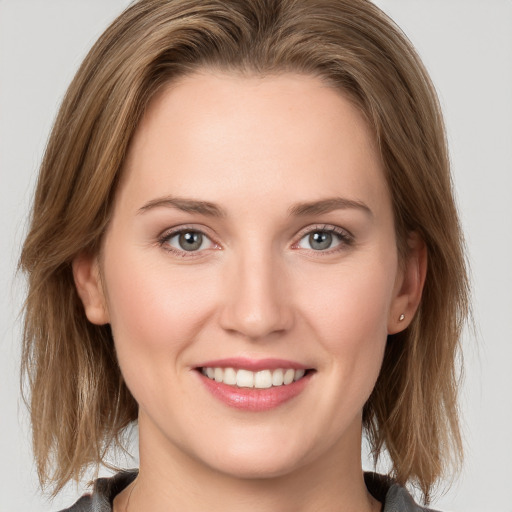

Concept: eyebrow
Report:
left=288, top=197, right=373, bottom=217
left=138, top=196, right=227, bottom=217
left=137, top=195, right=372, bottom=218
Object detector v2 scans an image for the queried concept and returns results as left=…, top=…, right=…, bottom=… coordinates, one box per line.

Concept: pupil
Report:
left=179, top=232, right=202, bottom=251
left=309, top=231, right=332, bottom=250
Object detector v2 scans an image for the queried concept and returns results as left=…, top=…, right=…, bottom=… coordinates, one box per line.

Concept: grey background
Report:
left=1, top=1, right=511, bottom=510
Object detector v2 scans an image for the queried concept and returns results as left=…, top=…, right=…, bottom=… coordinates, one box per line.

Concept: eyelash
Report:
left=157, top=224, right=354, bottom=257
left=157, top=225, right=218, bottom=258
left=292, top=224, right=354, bottom=254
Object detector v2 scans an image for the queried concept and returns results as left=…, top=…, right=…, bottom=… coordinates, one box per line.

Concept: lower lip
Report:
left=198, top=371, right=312, bottom=411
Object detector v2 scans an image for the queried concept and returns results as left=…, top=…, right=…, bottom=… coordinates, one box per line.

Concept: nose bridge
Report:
left=219, top=242, right=293, bottom=339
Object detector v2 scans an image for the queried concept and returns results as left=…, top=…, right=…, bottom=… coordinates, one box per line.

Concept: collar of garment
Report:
left=58, top=469, right=439, bottom=512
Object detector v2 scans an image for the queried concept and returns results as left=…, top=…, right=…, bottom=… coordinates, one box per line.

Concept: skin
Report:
left=74, top=71, right=426, bottom=512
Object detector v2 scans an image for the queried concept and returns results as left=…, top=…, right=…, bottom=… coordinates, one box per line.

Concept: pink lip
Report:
left=199, top=374, right=311, bottom=411
left=195, top=359, right=313, bottom=411
left=195, top=358, right=314, bottom=411
left=196, top=357, right=309, bottom=372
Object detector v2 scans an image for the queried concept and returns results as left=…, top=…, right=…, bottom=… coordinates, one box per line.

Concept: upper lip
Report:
left=195, top=357, right=310, bottom=372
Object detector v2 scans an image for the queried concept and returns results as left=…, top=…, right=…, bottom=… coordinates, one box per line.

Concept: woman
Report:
left=19, top=0, right=470, bottom=511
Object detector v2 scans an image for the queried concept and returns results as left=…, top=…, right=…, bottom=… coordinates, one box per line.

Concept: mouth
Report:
left=195, top=359, right=315, bottom=411
left=199, top=367, right=309, bottom=388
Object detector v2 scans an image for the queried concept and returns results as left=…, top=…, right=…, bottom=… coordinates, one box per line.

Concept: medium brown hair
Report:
left=20, top=0, right=470, bottom=502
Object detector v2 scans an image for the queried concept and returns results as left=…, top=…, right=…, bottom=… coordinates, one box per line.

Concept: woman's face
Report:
left=76, top=71, right=419, bottom=479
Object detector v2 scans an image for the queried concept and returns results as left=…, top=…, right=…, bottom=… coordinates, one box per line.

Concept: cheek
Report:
left=101, top=250, right=218, bottom=393
left=296, top=257, right=396, bottom=385
left=299, top=258, right=395, bottom=334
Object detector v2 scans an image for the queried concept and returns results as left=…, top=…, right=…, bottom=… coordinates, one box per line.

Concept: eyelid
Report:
left=157, top=224, right=221, bottom=256
left=156, top=223, right=354, bottom=256
left=291, top=224, right=354, bottom=252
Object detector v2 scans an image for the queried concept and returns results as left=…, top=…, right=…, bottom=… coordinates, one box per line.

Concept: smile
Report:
left=196, top=360, right=314, bottom=411
left=201, top=367, right=306, bottom=388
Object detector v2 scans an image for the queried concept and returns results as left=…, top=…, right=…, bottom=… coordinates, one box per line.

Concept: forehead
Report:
left=119, top=71, right=387, bottom=214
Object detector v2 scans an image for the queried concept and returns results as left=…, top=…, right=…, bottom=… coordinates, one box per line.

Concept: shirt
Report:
left=58, top=470, right=439, bottom=512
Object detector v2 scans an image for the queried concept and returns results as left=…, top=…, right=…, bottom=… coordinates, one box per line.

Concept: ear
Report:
left=72, top=253, right=110, bottom=325
left=388, top=232, right=427, bottom=334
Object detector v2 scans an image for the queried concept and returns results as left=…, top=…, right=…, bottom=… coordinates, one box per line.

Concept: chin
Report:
left=186, top=428, right=318, bottom=480
left=208, top=452, right=307, bottom=480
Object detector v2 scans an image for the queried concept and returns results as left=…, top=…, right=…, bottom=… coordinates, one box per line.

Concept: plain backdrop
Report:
left=1, top=1, right=511, bottom=511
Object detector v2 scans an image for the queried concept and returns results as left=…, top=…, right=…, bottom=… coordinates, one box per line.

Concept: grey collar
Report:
left=60, top=470, right=438, bottom=512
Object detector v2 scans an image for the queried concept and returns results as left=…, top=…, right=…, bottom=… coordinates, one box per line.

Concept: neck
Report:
left=119, top=412, right=379, bottom=512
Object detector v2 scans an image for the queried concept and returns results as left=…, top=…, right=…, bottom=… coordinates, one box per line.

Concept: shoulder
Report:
left=57, top=470, right=138, bottom=512
left=364, top=472, right=442, bottom=512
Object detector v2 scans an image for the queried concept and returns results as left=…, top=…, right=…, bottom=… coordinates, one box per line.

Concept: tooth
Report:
left=204, top=367, right=306, bottom=387
left=272, top=369, right=284, bottom=386
left=223, top=367, right=237, bottom=385
left=236, top=369, right=254, bottom=388
left=254, top=370, right=272, bottom=389
left=283, top=369, right=295, bottom=385
left=294, top=369, right=305, bottom=381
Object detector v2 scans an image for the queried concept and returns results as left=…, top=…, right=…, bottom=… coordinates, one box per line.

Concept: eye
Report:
left=161, top=229, right=215, bottom=253
left=296, top=227, right=352, bottom=251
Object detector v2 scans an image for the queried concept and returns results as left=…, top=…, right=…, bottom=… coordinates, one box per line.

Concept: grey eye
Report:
left=165, top=230, right=213, bottom=252
left=308, top=231, right=333, bottom=250
left=178, top=231, right=203, bottom=251
left=297, top=229, right=345, bottom=251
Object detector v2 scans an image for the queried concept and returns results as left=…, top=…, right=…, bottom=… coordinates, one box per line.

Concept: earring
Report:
left=398, top=314, right=405, bottom=322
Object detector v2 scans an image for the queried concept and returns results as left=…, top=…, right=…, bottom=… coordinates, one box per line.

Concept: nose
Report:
left=218, top=249, right=294, bottom=341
